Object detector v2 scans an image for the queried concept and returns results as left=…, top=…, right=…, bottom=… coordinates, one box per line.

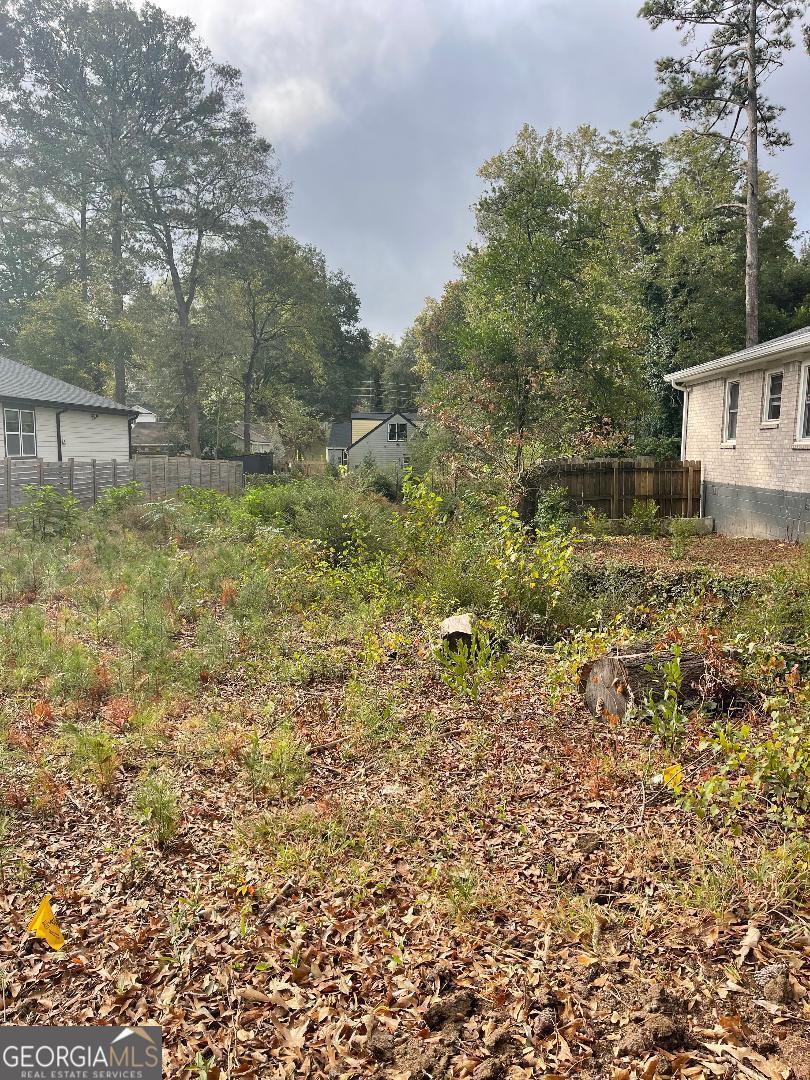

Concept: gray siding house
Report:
left=0, top=357, right=135, bottom=462
left=327, top=411, right=420, bottom=470
left=666, top=327, right=810, bottom=538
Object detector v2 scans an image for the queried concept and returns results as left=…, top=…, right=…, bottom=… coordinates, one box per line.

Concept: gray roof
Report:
left=327, top=420, right=352, bottom=448
left=0, top=356, right=135, bottom=415
left=666, top=326, right=810, bottom=387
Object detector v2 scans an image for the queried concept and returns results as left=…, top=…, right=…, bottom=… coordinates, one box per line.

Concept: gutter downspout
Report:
left=670, top=379, right=701, bottom=518
left=672, top=381, right=689, bottom=463
left=55, top=409, right=67, bottom=463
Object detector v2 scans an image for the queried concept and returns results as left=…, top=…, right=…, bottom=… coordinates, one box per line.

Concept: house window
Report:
left=387, top=422, right=408, bottom=442
left=4, top=407, right=37, bottom=457
left=797, top=361, right=810, bottom=442
left=723, top=380, right=740, bottom=444
left=763, top=370, right=783, bottom=423
left=341, top=449, right=348, bottom=465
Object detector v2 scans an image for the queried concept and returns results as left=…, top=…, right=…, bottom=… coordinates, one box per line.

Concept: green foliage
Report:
left=435, top=631, right=507, bottom=701
left=242, top=476, right=396, bottom=558
left=623, top=499, right=660, bottom=536
left=14, top=485, right=80, bottom=540
left=243, top=724, right=309, bottom=799
left=730, top=547, right=810, bottom=643
left=683, top=705, right=810, bottom=829
left=580, top=506, right=611, bottom=538
left=490, top=509, right=575, bottom=634
left=133, top=771, right=182, bottom=847
left=16, top=284, right=120, bottom=393
left=533, top=485, right=573, bottom=531
left=94, top=481, right=144, bottom=520
left=641, top=645, right=687, bottom=751
left=669, top=516, right=701, bottom=559
left=343, top=679, right=402, bottom=744
left=62, top=725, right=120, bottom=792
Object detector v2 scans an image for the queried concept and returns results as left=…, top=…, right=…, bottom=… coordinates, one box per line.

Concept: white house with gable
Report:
left=0, top=356, right=136, bottom=462
left=326, top=410, right=421, bottom=470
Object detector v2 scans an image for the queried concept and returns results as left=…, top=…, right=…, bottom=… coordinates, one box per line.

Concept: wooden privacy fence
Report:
left=1, top=455, right=243, bottom=514
left=522, top=457, right=702, bottom=520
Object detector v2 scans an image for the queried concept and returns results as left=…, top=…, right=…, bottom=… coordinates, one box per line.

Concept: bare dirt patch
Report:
left=581, top=534, right=802, bottom=577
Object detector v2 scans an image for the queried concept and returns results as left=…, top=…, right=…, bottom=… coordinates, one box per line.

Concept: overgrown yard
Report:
left=1, top=478, right=809, bottom=1079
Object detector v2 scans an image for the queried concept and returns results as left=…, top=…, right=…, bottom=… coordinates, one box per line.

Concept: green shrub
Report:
left=62, top=724, right=120, bottom=792
left=242, top=476, right=396, bottom=558
left=435, top=631, right=507, bottom=701
left=533, top=484, right=573, bottom=531
left=730, top=547, right=810, bottom=643
left=580, top=506, right=611, bottom=538
left=490, top=509, right=575, bottom=635
left=94, top=481, right=144, bottom=520
left=623, top=499, right=660, bottom=536
left=133, top=771, right=182, bottom=846
left=342, top=678, right=402, bottom=744
left=669, top=516, right=701, bottom=559
left=242, top=724, right=309, bottom=798
left=641, top=645, right=687, bottom=750
left=14, top=485, right=80, bottom=540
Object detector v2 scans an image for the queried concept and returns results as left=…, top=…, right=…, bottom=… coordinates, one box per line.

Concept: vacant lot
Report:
left=1, top=479, right=808, bottom=1079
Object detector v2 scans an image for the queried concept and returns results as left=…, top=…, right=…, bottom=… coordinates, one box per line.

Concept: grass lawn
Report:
left=1, top=483, right=809, bottom=1079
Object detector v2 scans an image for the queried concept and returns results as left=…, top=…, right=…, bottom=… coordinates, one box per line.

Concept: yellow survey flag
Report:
left=27, top=894, right=65, bottom=950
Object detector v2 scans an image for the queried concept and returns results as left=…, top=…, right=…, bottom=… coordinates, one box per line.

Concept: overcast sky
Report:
left=156, top=0, right=810, bottom=338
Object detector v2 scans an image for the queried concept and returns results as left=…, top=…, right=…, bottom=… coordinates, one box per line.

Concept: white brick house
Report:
left=666, top=327, right=810, bottom=538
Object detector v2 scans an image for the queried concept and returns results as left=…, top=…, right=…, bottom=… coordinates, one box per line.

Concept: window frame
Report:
left=722, top=380, right=740, bottom=446
left=3, top=406, right=37, bottom=458
left=761, top=369, right=783, bottom=425
left=387, top=421, right=408, bottom=443
left=796, top=360, right=810, bottom=444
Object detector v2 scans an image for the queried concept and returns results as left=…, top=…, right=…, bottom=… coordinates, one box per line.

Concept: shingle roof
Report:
left=0, top=356, right=136, bottom=414
left=666, top=326, right=810, bottom=386
left=327, top=421, right=352, bottom=448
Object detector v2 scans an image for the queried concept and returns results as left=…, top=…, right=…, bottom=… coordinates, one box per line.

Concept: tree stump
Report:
left=439, top=613, right=475, bottom=653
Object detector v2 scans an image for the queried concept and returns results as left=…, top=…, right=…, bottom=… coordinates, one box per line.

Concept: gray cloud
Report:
left=157, top=0, right=810, bottom=336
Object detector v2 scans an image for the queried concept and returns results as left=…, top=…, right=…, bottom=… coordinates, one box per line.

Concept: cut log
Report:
left=578, top=655, right=634, bottom=719
left=578, top=649, right=707, bottom=719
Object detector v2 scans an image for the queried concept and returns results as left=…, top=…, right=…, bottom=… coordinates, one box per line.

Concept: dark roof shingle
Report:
left=327, top=421, right=352, bottom=448
left=0, top=356, right=135, bottom=414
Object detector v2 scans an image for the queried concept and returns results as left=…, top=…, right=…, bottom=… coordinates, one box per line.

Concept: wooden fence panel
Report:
left=2, top=456, right=244, bottom=521
left=526, top=458, right=702, bottom=519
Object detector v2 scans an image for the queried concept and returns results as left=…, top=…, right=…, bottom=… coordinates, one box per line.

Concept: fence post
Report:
left=611, top=461, right=619, bottom=519
left=68, top=457, right=75, bottom=495
left=686, top=462, right=694, bottom=518
left=112, top=459, right=117, bottom=488
left=636, top=456, right=655, bottom=507
left=4, top=457, right=10, bottom=522
left=91, top=459, right=97, bottom=505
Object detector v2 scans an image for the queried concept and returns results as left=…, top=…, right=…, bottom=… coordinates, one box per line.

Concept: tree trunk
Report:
left=79, top=177, right=88, bottom=305
left=744, top=0, right=759, bottom=348
left=178, top=313, right=201, bottom=457
left=184, top=360, right=201, bottom=458
left=242, top=378, right=252, bottom=455
left=110, top=183, right=127, bottom=403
